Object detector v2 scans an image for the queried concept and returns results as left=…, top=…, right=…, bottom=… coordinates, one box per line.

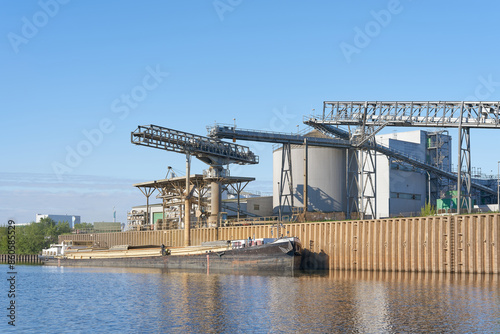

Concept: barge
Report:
left=42, top=237, right=304, bottom=273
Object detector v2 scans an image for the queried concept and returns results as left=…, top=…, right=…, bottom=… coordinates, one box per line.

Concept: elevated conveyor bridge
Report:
left=208, top=118, right=497, bottom=218
left=307, top=101, right=500, bottom=214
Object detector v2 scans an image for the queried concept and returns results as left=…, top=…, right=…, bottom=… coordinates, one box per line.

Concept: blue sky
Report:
left=2, top=0, right=500, bottom=225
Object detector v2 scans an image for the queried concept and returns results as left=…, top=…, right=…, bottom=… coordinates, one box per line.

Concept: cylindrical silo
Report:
left=272, top=135, right=347, bottom=214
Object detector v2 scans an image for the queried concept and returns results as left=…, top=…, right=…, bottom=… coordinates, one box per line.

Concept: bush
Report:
left=420, top=202, right=436, bottom=217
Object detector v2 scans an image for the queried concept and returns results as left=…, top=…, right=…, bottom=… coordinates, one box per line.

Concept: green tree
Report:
left=0, top=218, right=71, bottom=255
left=0, top=226, right=8, bottom=254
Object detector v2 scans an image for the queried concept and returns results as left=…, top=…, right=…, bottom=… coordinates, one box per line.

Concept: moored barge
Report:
left=42, top=237, right=304, bottom=273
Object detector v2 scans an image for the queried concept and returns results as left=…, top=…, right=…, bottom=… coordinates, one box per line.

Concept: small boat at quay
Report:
left=40, top=240, right=96, bottom=259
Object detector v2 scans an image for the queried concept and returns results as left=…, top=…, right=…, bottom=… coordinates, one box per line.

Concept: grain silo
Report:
left=272, top=130, right=348, bottom=214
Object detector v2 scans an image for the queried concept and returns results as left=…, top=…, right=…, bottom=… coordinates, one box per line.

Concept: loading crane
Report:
left=132, top=124, right=258, bottom=165
left=131, top=124, right=258, bottom=245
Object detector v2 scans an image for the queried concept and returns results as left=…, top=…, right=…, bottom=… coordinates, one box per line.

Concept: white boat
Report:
left=40, top=240, right=94, bottom=259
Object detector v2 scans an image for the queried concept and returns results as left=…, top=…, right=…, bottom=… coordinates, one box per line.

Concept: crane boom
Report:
left=131, top=124, right=258, bottom=166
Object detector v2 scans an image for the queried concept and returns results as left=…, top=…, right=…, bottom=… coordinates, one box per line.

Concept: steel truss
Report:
left=132, top=124, right=258, bottom=165
left=346, top=149, right=358, bottom=219
left=314, top=101, right=500, bottom=214
left=279, top=143, right=294, bottom=218
left=458, top=126, right=472, bottom=214
left=346, top=148, right=376, bottom=219
left=320, top=101, right=500, bottom=129
left=359, top=149, right=376, bottom=219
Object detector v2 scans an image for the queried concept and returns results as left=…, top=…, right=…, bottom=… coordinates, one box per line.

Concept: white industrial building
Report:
left=375, top=130, right=451, bottom=218
left=273, top=129, right=452, bottom=219
left=35, top=214, right=81, bottom=228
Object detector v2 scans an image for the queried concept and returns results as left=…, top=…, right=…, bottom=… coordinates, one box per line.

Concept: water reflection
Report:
left=292, top=271, right=499, bottom=333
left=7, top=265, right=499, bottom=333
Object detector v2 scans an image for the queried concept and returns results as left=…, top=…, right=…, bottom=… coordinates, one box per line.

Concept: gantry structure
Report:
left=307, top=101, right=500, bottom=215
left=209, top=101, right=499, bottom=218
left=131, top=124, right=258, bottom=245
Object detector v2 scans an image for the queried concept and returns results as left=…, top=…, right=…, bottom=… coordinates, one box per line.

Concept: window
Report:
left=253, top=204, right=260, bottom=211
left=390, top=192, right=421, bottom=200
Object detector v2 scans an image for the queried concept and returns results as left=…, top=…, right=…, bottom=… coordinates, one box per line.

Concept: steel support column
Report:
left=346, top=149, right=359, bottom=219
left=457, top=126, right=472, bottom=214
left=137, top=186, right=155, bottom=228
left=184, top=153, right=191, bottom=246
left=303, top=138, right=308, bottom=213
left=228, top=181, right=250, bottom=222
left=279, top=143, right=294, bottom=217
left=359, top=148, right=376, bottom=219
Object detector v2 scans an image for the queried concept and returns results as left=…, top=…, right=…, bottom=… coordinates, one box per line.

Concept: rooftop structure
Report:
left=133, top=174, right=255, bottom=230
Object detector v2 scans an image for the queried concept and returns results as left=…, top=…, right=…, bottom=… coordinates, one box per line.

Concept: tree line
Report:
left=0, top=218, right=72, bottom=255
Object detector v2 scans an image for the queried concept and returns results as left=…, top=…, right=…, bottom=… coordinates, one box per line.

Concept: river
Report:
left=1, top=265, right=498, bottom=333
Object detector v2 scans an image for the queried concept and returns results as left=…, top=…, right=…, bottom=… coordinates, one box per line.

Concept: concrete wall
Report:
left=60, top=213, right=500, bottom=274
left=247, top=196, right=273, bottom=216
left=222, top=197, right=273, bottom=217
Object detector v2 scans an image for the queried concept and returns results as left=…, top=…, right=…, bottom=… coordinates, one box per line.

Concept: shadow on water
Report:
left=300, top=248, right=329, bottom=271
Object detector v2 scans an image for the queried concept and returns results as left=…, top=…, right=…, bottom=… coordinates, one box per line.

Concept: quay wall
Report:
left=0, top=254, right=43, bottom=265
left=59, top=213, right=499, bottom=274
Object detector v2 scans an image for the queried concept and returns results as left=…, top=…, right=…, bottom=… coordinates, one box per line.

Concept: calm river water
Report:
left=1, top=265, right=498, bottom=333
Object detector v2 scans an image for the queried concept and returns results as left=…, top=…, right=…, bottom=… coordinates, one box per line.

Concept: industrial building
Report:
left=128, top=101, right=500, bottom=246
left=271, top=129, right=455, bottom=219
left=36, top=214, right=80, bottom=228
left=375, top=130, right=451, bottom=218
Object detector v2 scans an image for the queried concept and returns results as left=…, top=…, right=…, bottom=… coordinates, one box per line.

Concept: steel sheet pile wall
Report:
left=0, top=254, right=42, bottom=264
left=59, top=213, right=499, bottom=273
left=283, top=215, right=498, bottom=273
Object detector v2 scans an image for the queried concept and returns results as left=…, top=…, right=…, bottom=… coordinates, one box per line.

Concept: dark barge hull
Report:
left=43, top=240, right=302, bottom=273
